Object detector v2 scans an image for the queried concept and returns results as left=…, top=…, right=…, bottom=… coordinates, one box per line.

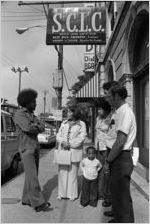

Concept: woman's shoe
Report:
left=35, top=202, right=51, bottom=212
left=102, top=200, right=111, bottom=207
left=79, top=204, right=84, bottom=208
left=70, top=197, right=78, bottom=201
left=108, top=219, right=116, bottom=223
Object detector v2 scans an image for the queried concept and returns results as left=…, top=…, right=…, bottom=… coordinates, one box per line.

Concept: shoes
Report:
left=57, top=196, right=62, bottom=200
left=70, top=197, right=78, bottom=201
left=102, top=201, right=111, bottom=207
left=35, top=202, right=51, bottom=212
left=108, top=219, right=116, bottom=223
left=79, top=204, right=84, bottom=208
left=22, top=202, right=31, bottom=207
left=104, top=210, right=114, bottom=217
left=98, top=196, right=104, bottom=200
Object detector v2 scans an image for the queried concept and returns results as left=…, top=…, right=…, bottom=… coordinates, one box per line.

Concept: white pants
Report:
left=58, top=162, right=79, bottom=200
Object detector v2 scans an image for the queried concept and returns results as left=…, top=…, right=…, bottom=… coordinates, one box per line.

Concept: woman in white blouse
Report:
left=56, top=106, right=87, bottom=201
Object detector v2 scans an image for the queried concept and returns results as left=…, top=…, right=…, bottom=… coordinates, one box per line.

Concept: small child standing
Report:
left=80, top=146, right=102, bottom=207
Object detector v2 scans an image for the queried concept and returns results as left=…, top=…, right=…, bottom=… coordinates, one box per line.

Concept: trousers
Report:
left=80, top=176, right=98, bottom=207
left=21, top=148, right=45, bottom=208
left=97, top=150, right=111, bottom=201
left=58, top=162, right=79, bottom=199
left=110, top=150, right=134, bottom=223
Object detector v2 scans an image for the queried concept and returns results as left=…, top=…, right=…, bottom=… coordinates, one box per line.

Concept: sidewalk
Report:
left=1, top=142, right=149, bottom=223
left=85, top=138, right=149, bottom=202
left=131, top=163, right=149, bottom=201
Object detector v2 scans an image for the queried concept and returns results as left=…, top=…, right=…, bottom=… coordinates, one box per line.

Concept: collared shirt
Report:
left=14, top=108, right=45, bottom=152
left=115, top=103, right=137, bottom=150
left=80, top=157, right=101, bottom=180
left=106, top=112, right=117, bottom=149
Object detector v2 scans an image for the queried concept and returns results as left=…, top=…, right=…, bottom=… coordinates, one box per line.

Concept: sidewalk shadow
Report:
left=42, top=174, right=58, bottom=201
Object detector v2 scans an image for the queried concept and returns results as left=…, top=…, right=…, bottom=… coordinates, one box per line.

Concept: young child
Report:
left=80, top=146, right=102, bottom=208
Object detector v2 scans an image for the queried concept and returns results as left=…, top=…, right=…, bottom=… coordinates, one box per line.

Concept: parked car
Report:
left=1, top=110, right=21, bottom=177
left=38, top=129, right=56, bottom=147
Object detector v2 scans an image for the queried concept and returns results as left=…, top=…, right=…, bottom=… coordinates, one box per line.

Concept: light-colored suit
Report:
left=56, top=120, right=87, bottom=199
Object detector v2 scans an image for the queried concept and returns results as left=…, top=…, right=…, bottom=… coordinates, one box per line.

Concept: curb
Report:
left=131, top=170, right=149, bottom=201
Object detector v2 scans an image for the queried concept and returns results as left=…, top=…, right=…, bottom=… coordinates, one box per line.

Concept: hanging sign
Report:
left=84, top=45, right=95, bottom=72
left=46, top=6, right=106, bottom=45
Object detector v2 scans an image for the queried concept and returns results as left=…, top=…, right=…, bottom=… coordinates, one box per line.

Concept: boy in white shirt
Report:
left=80, top=146, right=102, bottom=207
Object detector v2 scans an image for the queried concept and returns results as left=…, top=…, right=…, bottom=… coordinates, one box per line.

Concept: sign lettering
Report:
left=84, top=45, right=95, bottom=72
left=46, top=6, right=106, bottom=45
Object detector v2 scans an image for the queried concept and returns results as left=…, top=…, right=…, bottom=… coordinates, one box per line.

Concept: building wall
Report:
left=102, top=1, right=149, bottom=180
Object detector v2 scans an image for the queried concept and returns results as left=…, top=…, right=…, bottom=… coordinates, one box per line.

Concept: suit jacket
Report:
left=14, top=108, right=45, bottom=154
left=56, top=120, right=87, bottom=162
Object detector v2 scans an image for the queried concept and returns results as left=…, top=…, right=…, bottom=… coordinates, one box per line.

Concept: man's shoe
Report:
left=108, top=219, right=116, bottom=223
left=98, top=196, right=104, bottom=200
left=22, top=202, right=31, bottom=207
left=35, top=202, right=51, bottom=212
left=102, top=201, right=111, bottom=207
left=104, top=210, right=114, bottom=217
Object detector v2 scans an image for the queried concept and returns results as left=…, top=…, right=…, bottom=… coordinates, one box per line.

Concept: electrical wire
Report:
left=2, top=18, right=46, bottom=22
left=2, top=15, right=46, bottom=17
left=1, top=55, right=14, bottom=66
left=63, top=69, right=70, bottom=96
left=76, top=45, right=83, bottom=66
left=2, top=10, right=45, bottom=13
left=63, top=57, right=81, bottom=77
left=27, top=5, right=45, bottom=13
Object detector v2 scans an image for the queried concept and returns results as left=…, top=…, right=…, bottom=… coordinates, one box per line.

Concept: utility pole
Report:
left=11, top=66, right=29, bottom=95
left=57, top=45, right=63, bottom=110
left=43, top=90, right=48, bottom=114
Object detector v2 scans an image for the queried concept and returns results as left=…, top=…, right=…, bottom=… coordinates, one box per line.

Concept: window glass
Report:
left=1, top=116, right=4, bottom=132
left=5, top=116, right=16, bottom=132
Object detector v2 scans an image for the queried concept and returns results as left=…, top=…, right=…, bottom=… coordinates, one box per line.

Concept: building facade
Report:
left=98, top=1, right=149, bottom=180
left=75, top=1, right=149, bottom=181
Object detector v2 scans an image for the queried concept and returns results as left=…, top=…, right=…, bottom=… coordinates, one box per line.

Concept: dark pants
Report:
left=97, top=150, right=111, bottom=201
left=21, top=148, right=45, bottom=208
left=110, top=151, right=134, bottom=223
left=80, top=176, right=98, bottom=207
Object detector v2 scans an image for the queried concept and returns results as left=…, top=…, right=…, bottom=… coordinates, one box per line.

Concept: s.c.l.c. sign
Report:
left=46, top=6, right=106, bottom=45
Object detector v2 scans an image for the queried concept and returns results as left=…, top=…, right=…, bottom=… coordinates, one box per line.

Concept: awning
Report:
left=75, top=72, right=99, bottom=98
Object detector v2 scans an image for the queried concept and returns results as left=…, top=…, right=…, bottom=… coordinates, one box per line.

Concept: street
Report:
left=1, top=146, right=149, bottom=223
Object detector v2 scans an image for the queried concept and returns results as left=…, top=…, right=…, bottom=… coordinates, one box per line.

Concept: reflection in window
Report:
left=1, top=116, right=4, bottom=132
left=5, top=116, right=16, bottom=132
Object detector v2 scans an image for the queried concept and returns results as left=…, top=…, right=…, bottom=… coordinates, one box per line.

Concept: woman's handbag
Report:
left=54, top=147, right=71, bottom=165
